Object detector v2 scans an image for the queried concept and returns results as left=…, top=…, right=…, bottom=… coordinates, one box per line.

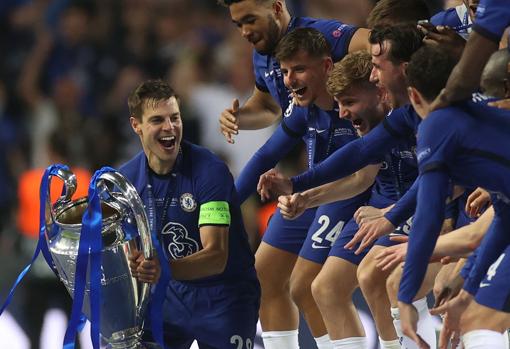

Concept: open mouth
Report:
left=292, top=87, right=307, bottom=97
left=159, top=136, right=176, bottom=149
left=351, top=118, right=363, bottom=129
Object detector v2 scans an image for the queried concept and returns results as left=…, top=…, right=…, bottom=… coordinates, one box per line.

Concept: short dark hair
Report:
left=369, top=24, right=424, bottom=64
left=367, top=0, right=430, bottom=28
left=275, top=27, right=331, bottom=63
left=217, top=0, right=273, bottom=7
left=406, top=46, right=457, bottom=102
left=128, top=80, right=177, bottom=120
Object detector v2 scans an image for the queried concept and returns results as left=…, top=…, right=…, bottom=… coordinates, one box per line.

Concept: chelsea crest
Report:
left=180, top=193, right=197, bottom=212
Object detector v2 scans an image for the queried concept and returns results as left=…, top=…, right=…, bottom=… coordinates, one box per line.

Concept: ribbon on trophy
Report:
left=63, top=166, right=119, bottom=349
left=0, top=164, right=68, bottom=316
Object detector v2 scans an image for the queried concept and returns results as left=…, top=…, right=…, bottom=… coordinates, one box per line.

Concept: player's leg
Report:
left=256, top=209, right=316, bottom=348
left=386, top=262, right=441, bottom=349
left=357, top=245, right=399, bottom=344
left=460, top=244, right=510, bottom=348
left=460, top=300, right=510, bottom=349
left=289, top=257, right=326, bottom=339
left=291, top=198, right=368, bottom=348
left=312, top=256, right=365, bottom=347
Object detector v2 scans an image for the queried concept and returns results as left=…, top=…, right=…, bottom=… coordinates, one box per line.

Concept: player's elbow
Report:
left=208, top=247, right=229, bottom=275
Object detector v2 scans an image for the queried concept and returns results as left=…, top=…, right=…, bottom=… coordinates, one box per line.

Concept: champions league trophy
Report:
left=45, top=167, right=156, bottom=348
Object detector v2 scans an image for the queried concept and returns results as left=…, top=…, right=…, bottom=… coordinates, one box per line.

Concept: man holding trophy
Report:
left=120, top=79, right=260, bottom=348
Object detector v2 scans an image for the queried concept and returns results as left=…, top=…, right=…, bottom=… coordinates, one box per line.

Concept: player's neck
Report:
left=315, top=93, right=335, bottom=111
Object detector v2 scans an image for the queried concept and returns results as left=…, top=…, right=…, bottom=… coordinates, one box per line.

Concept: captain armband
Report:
left=198, top=201, right=231, bottom=226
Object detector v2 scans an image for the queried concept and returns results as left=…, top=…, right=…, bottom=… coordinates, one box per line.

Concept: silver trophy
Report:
left=45, top=168, right=155, bottom=348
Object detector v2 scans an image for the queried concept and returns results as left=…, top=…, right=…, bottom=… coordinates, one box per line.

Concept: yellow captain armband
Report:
left=198, top=201, right=231, bottom=226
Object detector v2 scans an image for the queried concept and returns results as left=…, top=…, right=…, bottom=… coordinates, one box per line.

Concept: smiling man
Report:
left=235, top=28, right=372, bottom=349
left=217, top=0, right=370, bottom=143
left=120, top=79, right=260, bottom=348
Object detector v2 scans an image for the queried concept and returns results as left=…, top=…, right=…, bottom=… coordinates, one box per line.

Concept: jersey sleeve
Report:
left=195, top=157, right=236, bottom=227
left=416, top=111, right=459, bottom=175
left=253, top=52, right=269, bottom=92
left=383, top=105, right=420, bottom=139
left=310, top=19, right=358, bottom=62
left=235, top=122, right=302, bottom=203
left=398, top=171, right=450, bottom=303
left=472, top=0, right=510, bottom=43
left=291, top=118, right=399, bottom=192
left=384, top=178, right=418, bottom=227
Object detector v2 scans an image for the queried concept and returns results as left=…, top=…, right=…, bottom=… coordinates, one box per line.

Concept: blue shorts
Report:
left=299, top=191, right=370, bottom=264
left=475, top=245, right=510, bottom=312
left=262, top=191, right=369, bottom=264
left=329, top=215, right=410, bottom=265
left=143, top=278, right=260, bottom=348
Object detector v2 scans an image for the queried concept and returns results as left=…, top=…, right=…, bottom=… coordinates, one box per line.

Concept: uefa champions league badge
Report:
left=180, top=193, right=197, bottom=212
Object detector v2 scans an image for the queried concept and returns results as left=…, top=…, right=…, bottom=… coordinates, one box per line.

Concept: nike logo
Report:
left=312, top=242, right=329, bottom=249
left=316, top=129, right=327, bottom=134
left=479, top=282, right=491, bottom=288
left=264, top=70, right=275, bottom=78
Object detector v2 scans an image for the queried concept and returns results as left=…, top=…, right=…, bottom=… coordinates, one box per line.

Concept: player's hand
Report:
left=420, top=25, right=465, bottom=59
left=353, top=205, right=385, bottom=226
left=465, top=187, right=490, bottom=218
left=399, top=302, right=431, bottom=349
left=375, top=242, right=408, bottom=271
left=488, top=98, right=510, bottom=110
left=431, top=290, right=472, bottom=349
left=257, top=169, right=292, bottom=202
left=128, top=248, right=161, bottom=284
left=220, top=99, right=239, bottom=144
left=345, top=216, right=396, bottom=254
left=278, top=193, right=307, bottom=220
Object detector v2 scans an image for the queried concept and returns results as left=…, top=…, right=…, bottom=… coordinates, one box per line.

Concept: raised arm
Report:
left=219, top=87, right=282, bottom=143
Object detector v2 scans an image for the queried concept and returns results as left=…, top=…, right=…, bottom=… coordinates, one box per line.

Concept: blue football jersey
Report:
left=399, top=99, right=510, bottom=303
left=235, top=102, right=358, bottom=202
left=120, top=141, right=256, bottom=284
left=473, top=0, right=510, bottom=42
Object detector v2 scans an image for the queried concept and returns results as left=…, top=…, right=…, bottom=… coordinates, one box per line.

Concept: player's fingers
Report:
left=345, top=227, right=366, bottom=250
left=389, top=235, right=409, bottom=243
left=433, top=287, right=451, bottom=309
left=450, top=331, right=461, bottom=349
left=232, top=98, right=240, bottom=113
left=430, top=301, right=448, bottom=315
left=355, top=233, right=375, bottom=255
left=438, top=326, right=451, bottom=349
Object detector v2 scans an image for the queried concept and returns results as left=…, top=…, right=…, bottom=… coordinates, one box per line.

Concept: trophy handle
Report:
left=97, top=171, right=154, bottom=260
left=47, top=168, right=78, bottom=222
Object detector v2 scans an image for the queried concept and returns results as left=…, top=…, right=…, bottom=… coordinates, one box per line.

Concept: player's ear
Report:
left=324, top=56, right=334, bottom=75
left=130, top=116, right=142, bottom=135
left=273, top=0, right=284, bottom=17
left=407, top=86, right=421, bottom=108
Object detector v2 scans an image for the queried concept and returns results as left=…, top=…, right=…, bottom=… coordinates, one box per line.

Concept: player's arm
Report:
left=431, top=30, right=499, bottom=109
left=398, top=170, right=450, bottom=304
left=433, top=206, right=494, bottom=259
left=235, top=121, right=301, bottom=203
left=297, top=164, right=379, bottom=208
left=220, top=87, right=282, bottom=142
left=291, top=119, right=399, bottom=192
left=348, top=28, right=371, bottom=52
left=170, top=224, right=229, bottom=280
